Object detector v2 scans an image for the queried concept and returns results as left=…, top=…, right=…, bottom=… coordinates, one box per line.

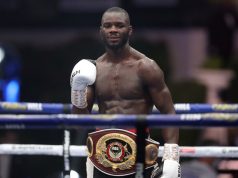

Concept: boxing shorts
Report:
left=86, top=128, right=159, bottom=176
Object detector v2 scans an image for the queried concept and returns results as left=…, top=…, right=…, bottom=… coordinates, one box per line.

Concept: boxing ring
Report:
left=0, top=102, right=238, bottom=178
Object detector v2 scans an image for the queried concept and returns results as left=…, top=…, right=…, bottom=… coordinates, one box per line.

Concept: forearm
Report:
left=162, top=128, right=179, bottom=143
left=159, top=98, right=179, bottom=143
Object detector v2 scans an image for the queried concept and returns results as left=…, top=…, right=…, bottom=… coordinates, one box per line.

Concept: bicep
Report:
left=141, top=60, right=175, bottom=114
left=150, top=85, right=175, bottom=114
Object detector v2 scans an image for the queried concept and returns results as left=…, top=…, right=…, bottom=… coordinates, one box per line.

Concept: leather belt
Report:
left=86, top=128, right=159, bottom=176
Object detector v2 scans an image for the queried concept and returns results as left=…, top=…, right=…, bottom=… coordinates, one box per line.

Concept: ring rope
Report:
left=0, top=113, right=238, bottom=128
left=0, top=144, right=237, bottom=158
left=1, top=104, right=237, bottom=176
left=0, top=102, right=238, bottom=114
left=0, top=103, right=238, bottom=175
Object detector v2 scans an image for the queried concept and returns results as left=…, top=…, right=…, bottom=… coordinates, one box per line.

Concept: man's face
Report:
left=100, top=12, right=132, bottom=50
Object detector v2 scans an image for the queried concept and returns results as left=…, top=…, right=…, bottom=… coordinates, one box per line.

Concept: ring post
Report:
left=135, top=115, right=147, bottom=178
left=63, top=130, right=71, bottom=178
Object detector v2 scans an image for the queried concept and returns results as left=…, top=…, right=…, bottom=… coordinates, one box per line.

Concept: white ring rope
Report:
left=0, top=144, right=237, bottom=158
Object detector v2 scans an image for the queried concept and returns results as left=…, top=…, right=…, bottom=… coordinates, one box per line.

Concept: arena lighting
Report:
left=0, top=47, right=5, bottom=64
left=3, top=79, right=20, bottom=102
left=0, top=44, right=21, bottom=102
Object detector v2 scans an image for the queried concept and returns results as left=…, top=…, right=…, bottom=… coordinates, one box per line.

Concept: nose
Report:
left=109, top=25, right=118, bottom=33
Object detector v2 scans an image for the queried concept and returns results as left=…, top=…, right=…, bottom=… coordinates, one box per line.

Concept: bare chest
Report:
left=95, top=62, right=143, bottom=100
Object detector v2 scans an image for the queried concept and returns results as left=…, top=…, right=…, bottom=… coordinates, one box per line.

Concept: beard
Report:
left=102, top=32, right=130, bottom=50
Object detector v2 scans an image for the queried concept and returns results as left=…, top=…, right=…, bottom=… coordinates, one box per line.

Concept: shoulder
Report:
left=130, top=48, right=164, bottom=78
left=137, top=57, right=164, bottom=77
left=95, top=54, right=105, bottom=63
left=135, top=57, right=165, bottom=86
left=131, top=48, right=162, bottom=71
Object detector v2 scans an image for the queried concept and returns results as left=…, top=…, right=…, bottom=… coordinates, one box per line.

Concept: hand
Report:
left=151, top=143, right=181, bottom=178
left=70, top=59, right=96, bottom=108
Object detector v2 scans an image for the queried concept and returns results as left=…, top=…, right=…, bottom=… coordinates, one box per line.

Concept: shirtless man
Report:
left=71, top=7, right=180, bottom=178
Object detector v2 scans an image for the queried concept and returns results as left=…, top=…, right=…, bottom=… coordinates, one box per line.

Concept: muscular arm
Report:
left=154, top=86, right=179, bottom=143
left=139, top=59, right=179, bottom=143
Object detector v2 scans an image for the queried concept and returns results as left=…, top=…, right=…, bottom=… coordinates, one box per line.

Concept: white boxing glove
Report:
left=160, top=143, right=181, bottom=178
left=70, top=59, right=96, bottom=108
left=70, top=170, right=79, bottom=178
left=151, top=143, right=181, bottom=178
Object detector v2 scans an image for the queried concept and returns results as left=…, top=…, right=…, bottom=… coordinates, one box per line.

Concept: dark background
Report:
left=0, top=0, right=227, bottom=103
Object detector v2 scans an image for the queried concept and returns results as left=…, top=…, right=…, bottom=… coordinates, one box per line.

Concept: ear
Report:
left=129, top=25, right=133, bottom=36
left=99, top=26, right=103, bottom=36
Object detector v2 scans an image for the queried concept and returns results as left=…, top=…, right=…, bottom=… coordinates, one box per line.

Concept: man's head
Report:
left=100, top=7, right=132, bottom=50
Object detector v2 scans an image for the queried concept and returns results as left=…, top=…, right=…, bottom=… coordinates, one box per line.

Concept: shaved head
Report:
left=101, top=7, right=130, bottom=25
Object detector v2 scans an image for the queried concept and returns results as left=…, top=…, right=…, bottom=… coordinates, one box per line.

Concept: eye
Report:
left=116, top=23, right=125, bottom=28
left=103, top=23, right=111, bottom=28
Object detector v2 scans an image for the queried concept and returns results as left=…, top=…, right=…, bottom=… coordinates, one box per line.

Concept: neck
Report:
left=106, top=44, right=131, bottom=61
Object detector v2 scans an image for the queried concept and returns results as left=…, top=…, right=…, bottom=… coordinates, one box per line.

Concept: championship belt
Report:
left=86, top=129, right=159, bottom=176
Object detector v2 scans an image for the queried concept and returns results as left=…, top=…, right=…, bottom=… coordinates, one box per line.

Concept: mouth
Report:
left=108, top=36, right=120, bottom=41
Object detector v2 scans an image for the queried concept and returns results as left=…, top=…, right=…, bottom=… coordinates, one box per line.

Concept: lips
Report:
left=108, top=36, right=120, bottom=41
